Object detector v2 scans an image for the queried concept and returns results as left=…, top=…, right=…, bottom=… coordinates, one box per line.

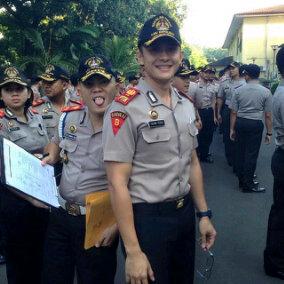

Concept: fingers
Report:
left=147, top=263, right=155, bottom=282
left=201, top=233, right=207, bottom=250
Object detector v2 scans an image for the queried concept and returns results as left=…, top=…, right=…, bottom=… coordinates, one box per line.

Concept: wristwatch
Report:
left=196, top=209, right=212, bottom=219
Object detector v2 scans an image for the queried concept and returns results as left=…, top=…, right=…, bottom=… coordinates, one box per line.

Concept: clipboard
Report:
left=84, top=191, right=116, bottom=250
left=0, top=137, right=60, bottom=207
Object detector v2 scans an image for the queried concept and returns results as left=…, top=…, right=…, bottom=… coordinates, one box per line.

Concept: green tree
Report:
left=189, top=46, right=208, bottom=68
left=203, top=48, right=228, bottom=63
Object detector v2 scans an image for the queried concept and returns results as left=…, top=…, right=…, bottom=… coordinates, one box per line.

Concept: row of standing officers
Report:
left=0, top=11, right=283, bottom=284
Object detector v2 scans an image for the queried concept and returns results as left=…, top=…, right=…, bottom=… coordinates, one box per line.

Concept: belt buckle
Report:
left=65, top=202, right=81, bottom=216
left=176, top=198, right=184, bottom=209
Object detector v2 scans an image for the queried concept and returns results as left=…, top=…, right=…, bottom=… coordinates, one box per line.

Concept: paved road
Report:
left=0, top=132, right=283, bottom=283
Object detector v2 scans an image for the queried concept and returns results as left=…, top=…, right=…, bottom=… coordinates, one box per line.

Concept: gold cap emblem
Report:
left=153, top=16, right=171, bottom=31
left=86, top=57, right=103, bottom=68
left=45, top=64, right=55, bottom=74
left=4, top=67, right=19, bottom=79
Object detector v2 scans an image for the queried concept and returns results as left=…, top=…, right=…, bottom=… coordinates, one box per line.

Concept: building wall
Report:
left=228, top=15, right=284, bottom=79
left=228, top=28, right=242, bottom=62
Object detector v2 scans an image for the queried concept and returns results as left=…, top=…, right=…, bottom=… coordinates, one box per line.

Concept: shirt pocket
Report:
left=138, top=127, right=171, bottom=164
left=8, top=130, right=27, bottom=142
left=180, top=122, right=198, bottom=155
left=59, top=139, right=78, bottom=158
left=141, top=127, right=171, bottom=144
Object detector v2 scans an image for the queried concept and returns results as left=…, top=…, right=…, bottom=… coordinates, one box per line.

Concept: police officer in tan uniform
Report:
left=33, top=65, right=81, bottom=140
left=42, top=56, right=119, bottom=284
left=189, top=65, right=218, bottom=163
left=230, top=64, right=272, bottom=192
left=103, top=14, right=216, bottom=284
left=0, top=66, right=49, bottom=284
left=172, top=59, right=202, bottom=130
left=217, top=62, right=246, bottom=167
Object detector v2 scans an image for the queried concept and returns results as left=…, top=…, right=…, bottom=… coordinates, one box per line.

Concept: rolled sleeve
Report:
left=103, top=104, right=136, bottom=163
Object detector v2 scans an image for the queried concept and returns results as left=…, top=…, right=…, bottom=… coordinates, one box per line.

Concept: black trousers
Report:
left=0, top=188, right=49, bottom=284
left=42, top=207, right=118, bottom=284
left=264, top=148, right=284, bottom=272
left=198, top=108, right=215, bottom=160
left=222, top=105, right=235, bottom=166
left=128, top=194, right=196, bottom=284
left=235, top=118, right=263, bottom=188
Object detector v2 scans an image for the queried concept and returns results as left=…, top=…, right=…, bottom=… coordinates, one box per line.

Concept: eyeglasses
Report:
left=196, top=244, right=214, bottom=280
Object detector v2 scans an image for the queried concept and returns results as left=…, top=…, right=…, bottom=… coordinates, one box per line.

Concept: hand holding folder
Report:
left=84, top=190, right=116, bottom=250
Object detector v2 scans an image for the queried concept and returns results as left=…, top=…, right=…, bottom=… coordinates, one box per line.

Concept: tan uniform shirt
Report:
left=33, top=96, right=81, bottom=140
left=217, top=78, right=246, bottom=106
left=231, top=80, right=272, bottom=120
left=103, top=79, right=198, bottom=204
left=273, top=80, right=284, bottom=149
left=52, top=107, right=107, bottom=206
left=0, top=108, right=49, bottom=154
left=189, top=79, right=217, bottom=109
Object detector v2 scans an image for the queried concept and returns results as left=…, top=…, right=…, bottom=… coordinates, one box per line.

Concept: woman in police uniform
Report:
left=0, top=66, right=49, bottom=284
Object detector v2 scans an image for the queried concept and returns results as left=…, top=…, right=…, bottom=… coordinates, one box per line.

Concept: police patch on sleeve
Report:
left=111, top=111, right=127, bottom=135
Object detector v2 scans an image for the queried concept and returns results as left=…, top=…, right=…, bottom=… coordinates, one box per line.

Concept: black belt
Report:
left=133, top=194, right=190, bottom=214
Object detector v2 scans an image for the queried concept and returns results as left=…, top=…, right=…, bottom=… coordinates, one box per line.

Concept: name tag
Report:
left=9, top=127, right=20, bottom=132
left=148, top=120, right=165, bottom=128
left=42, top=115, right=53, bottom=119
left=65, top=133, right=77, bottom=141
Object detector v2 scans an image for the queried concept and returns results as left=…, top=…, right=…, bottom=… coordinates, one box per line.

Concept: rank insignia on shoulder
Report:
left=30, top=108, right=39, bottom=114
left=115, top=87, right=139, bottom=105
left=111, top=111, right=127, bottom=135
left=0, top=109, right=5, bottom=118
left=148, top=120, right=165, bottom=128
left=61, top=105, right=84, bottom=113
left=32, top=98, right=46, bottom=107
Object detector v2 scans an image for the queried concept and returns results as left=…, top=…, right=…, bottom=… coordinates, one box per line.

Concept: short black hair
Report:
left=276, top=46, right=284, bottom=76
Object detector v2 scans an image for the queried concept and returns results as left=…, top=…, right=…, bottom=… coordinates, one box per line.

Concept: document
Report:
left=2, top=138, right=59, bottom=207
left=84, top=191, right=116, bottom=249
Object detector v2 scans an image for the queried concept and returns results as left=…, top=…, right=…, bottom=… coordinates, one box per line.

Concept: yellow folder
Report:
left=84, top=191, right=116, bottom=250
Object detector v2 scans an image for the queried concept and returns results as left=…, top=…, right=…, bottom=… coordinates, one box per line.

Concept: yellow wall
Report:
left=228, top=15, right=284, bottom=79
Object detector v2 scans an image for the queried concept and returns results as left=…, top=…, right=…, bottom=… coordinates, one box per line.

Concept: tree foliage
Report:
left=203, top=48, right=228, bottom=63
left=0, top=0, right=187, bottom=77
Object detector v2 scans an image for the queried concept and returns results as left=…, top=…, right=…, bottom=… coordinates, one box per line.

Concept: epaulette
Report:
left=32, top=98, right=46, bottom=107
left=0, top=109, right=5, bottom=118
left=61, top=105, right=84, bottom=113
left=115, top=87, right=140, bottom=105
left=30, top=108, right=39, bottom=114
left=70, top=99, right=83, bottom=106
left=178, top=91, right=194, bottom=103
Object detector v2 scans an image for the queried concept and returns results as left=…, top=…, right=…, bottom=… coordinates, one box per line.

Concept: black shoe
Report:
left=200, top=156, right=214, bottom=163
left=242, top=185, right=265, bottom=193
left=265, top=267, right=284, bottom=280
left=239, top=180, right=259, bottom=188
left=0, top=254, right=5, bottom=264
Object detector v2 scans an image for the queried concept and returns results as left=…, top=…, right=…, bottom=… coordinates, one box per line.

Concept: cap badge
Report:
left=8, top=121, right=14, bottom=127
left=45, top=64, right=55, bottom=74
left=153, top=16, right=171, bottom=31
left=4, top=67, right=19, bottom=79
left=86, top=57, right=102, bottom=68
left=69, top=124, right=77, bottom=133
left=149, top=109, right=159, bottom=120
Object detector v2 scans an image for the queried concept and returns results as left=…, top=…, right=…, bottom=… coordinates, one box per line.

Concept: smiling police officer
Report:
left=103, top=14, right=216, bottom=284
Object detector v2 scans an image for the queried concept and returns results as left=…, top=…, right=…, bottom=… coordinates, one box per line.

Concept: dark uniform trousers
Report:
left=264, top=147, right=284, bottom=272
left=222, top=105, right=235, bottom=166
left=127, top=194, right=195, bottom=284
left=198, top=108, right=215, bottom=160
left=42, top=207, right=118, bottom=284
left=235, top=118, right=264, bottom=189
left=0, top=188, right=49, bottom=284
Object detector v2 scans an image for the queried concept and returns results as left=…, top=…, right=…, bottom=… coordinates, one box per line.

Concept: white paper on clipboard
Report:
left=2, top=138, right=60, bottom=207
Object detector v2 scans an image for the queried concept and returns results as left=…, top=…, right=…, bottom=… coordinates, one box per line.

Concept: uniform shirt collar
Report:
left=137, top=78, right=182, bottom=109
left=81, top=107, right=102, bottom=134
